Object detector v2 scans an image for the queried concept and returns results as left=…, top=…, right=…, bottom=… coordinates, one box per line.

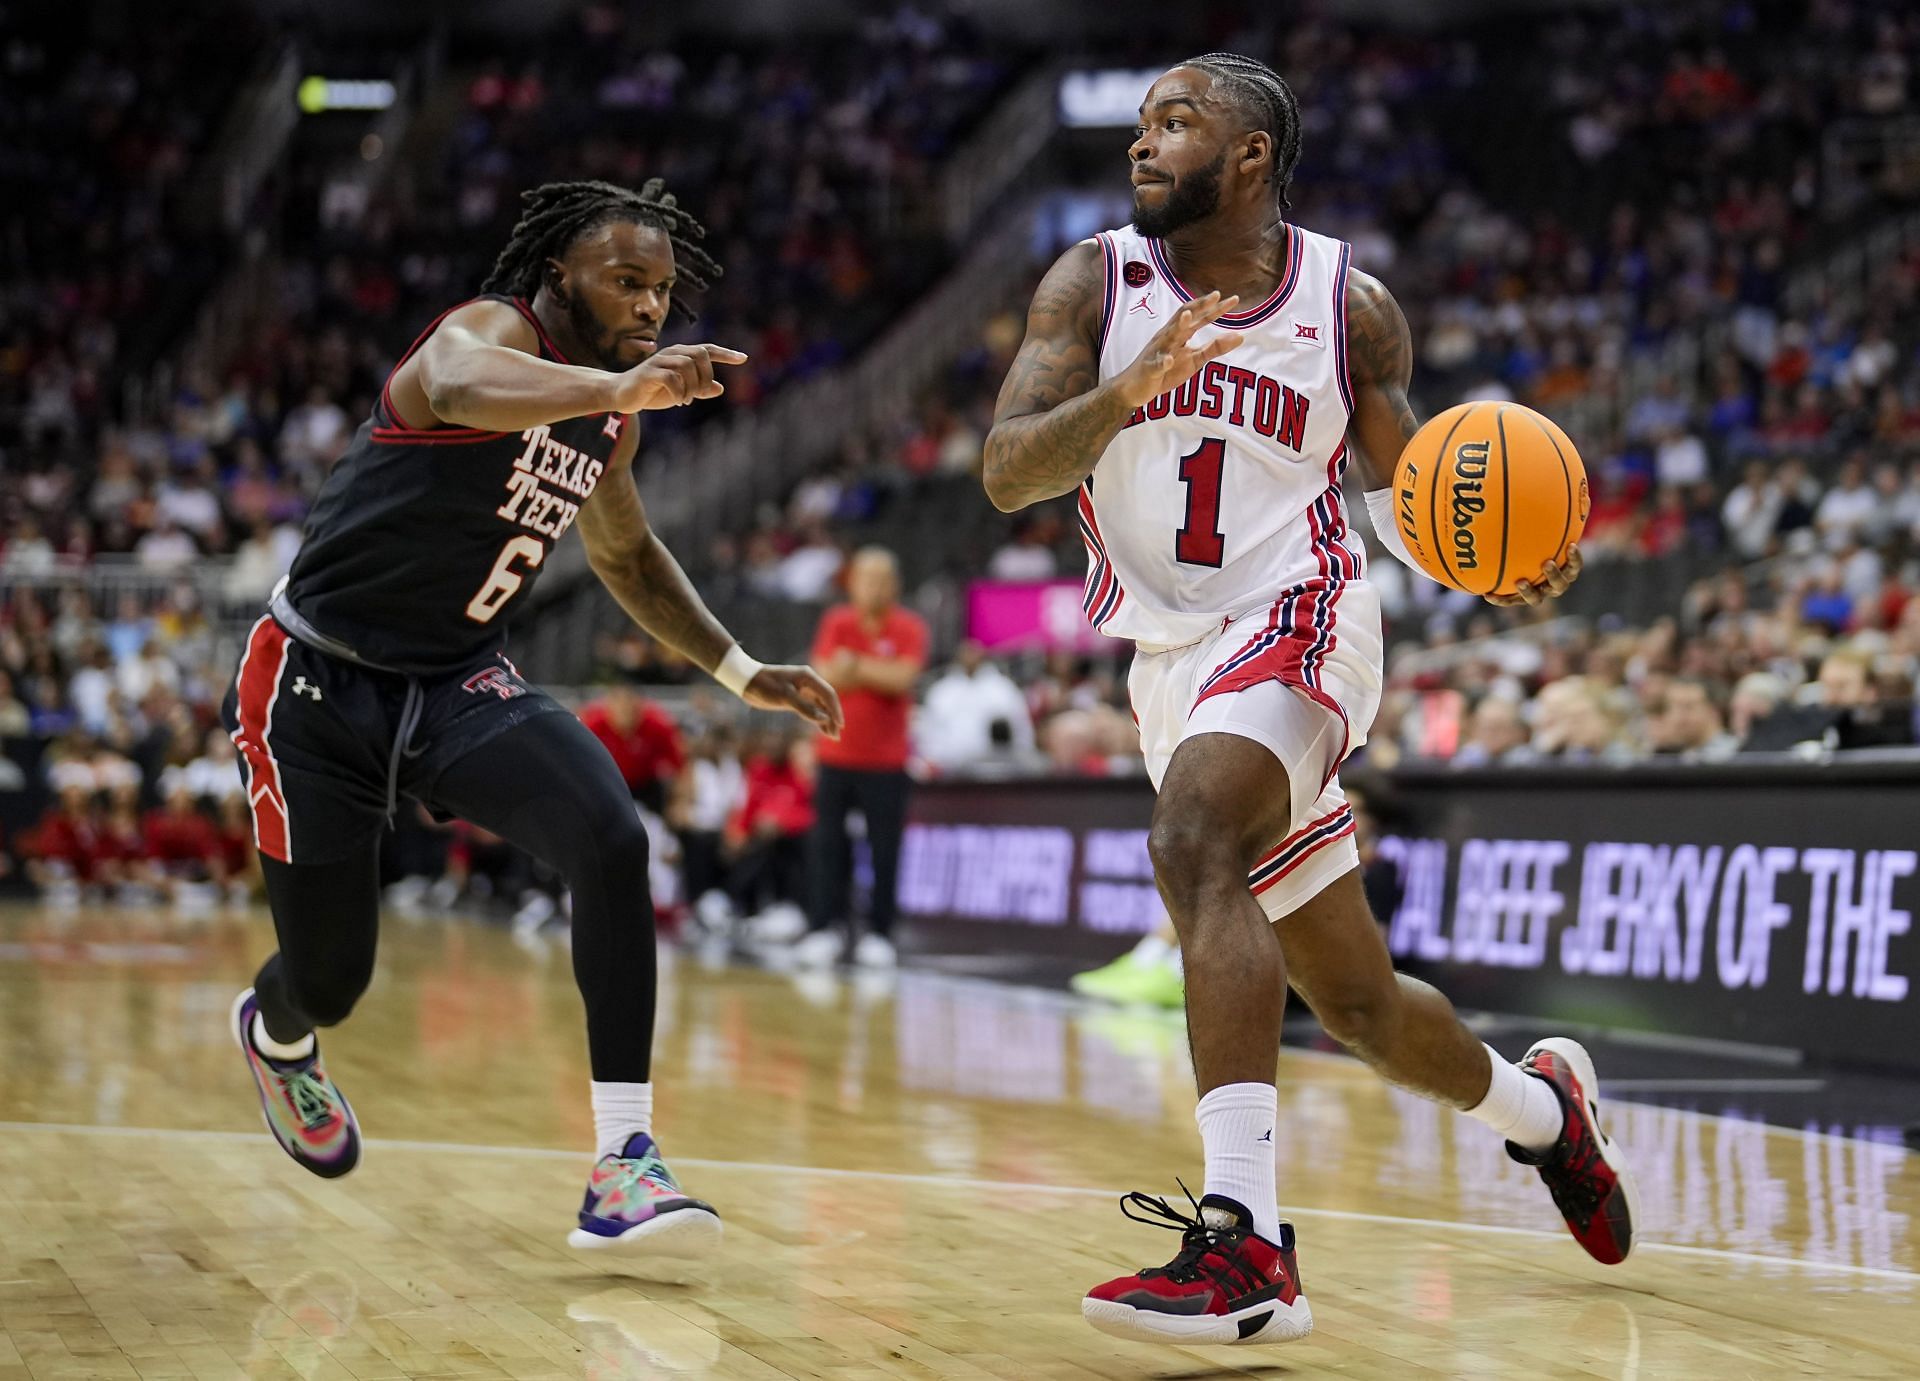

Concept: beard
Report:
left=557, top=283, right=626, bottom=372
left=1131, top=149, right=1227, bottom=238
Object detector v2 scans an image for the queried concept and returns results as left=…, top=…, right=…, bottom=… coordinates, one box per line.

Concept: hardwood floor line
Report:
left=5, top=1118, right=1914, bottom=1285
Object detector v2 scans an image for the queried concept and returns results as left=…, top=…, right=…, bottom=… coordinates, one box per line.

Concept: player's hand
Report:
left=1114, top=291, right=1243, bottom=408
left=743, top=664, right=845, bottom=738
left=1485, top=544, right=1583, bottom=608
left=612, top=344, right=749, bottom=411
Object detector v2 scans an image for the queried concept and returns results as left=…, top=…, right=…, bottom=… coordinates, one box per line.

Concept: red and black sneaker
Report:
left=1506, top=1037, right=1640, bottom=1265
left=1082, top=1185, right=1312, bottom=1345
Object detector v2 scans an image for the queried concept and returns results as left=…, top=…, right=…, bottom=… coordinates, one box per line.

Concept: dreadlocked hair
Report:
left=480, top=178, right=721, bottom=323
left=1179, top=53, right=1304, bottom=211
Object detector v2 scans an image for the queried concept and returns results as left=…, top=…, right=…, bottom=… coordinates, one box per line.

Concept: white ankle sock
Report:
left=251, top=1012, right=315, bottom=1062
left=1464, top=1044, right=1564, bottom=1151
left=591, top=1081, right=653, bottom=1159
left=1196, top=1082, right=1280, bottom=1242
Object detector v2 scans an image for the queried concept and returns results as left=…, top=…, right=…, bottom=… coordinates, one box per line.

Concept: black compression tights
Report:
left=252, top=711, right=659, bottom=1081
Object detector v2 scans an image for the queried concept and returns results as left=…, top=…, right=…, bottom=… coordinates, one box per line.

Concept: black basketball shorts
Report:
left=219, top=614, right=571, bottom=864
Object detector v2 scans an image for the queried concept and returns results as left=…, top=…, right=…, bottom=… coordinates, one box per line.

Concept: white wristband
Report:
left=1363, top=486, right=1432, bottom=579
left=714, top=644, right=764, bottom=698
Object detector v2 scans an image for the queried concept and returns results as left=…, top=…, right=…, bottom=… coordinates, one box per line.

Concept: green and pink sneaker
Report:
left=230, top=988, right=360, bottom=1179
left=567, top=1134, right=722, bottom=1257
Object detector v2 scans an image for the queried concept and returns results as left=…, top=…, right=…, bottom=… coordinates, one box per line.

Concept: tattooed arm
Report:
left=1344, top=269, right=1421, bottom=494
left=578, top=424, right=843, bottom=734
left=982, top=241, right=1241, bottom=512
left=1345, top=269, right=1580, bottom=606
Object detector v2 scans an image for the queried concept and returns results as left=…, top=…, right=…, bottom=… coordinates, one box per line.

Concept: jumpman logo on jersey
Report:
left=290, top=677, right=323, bottom=701
left=1128, top=293, right=1157, bottom=318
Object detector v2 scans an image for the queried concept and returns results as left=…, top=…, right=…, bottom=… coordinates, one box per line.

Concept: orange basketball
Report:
left=1390, top=401, right=1589, bottom=597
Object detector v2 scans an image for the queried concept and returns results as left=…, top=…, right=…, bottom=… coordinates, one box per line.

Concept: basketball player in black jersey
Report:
left=225, top=180, right=841, bottom=1259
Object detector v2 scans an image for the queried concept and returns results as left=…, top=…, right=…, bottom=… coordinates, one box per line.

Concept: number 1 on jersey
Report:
left=1176, top=438, right=1226, bottom=567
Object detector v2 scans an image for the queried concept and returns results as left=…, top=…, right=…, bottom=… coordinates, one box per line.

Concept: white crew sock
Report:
left=251, top=1012, right=315, bottom=1062
left=1196, top=1082, right=1281, bottom=1242
left=1463, top=1044, right=1564, bottom=1152
left=591, top=1080, right=654, bottom=1160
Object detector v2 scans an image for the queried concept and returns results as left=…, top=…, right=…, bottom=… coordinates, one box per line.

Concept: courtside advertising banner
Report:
left=900, top=760, right=1920, bottom=1067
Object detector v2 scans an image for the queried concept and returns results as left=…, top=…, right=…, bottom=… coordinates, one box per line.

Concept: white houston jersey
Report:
left=1080, top=222, right=1366, bottom=649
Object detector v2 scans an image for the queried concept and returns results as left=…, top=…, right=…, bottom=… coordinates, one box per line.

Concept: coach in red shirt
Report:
left=804, top=546, right=927, bottom=966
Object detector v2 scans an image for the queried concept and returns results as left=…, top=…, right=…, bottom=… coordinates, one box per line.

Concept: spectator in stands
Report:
left=1452, top=696, right=1528, bottom=767
left=178, top=729, right=243, bottom=805
left=225, top=520, right=300, bottom=605
left=775, top=523, right=846, bottom=603
left=1801, top=568, right=1854, bottom=634
left=3, top=520, right=57, bottom=575
left=1771, top=459, right=1820, bottom=542
left=216, top=795, right=260, bottom=905
left=727, top=731, right=816, bottom=934
left=917, top=640, right=1037, bottom=772
left=133, top=518, right=197, bottom=572
left=1645, top=679, right=1738, bottom=760
left=670, top=724, right=746, bottom=934
left=1816, top=650, right=1875, bottom=709
left=68, top=644, right=116, bottom=734
left=1861, top=463, right=1915, bottom=549
left=1721, top=462, right=1781, bottom=559
left=0, top=671, right=30, bottom=739
left=987, top=516, right=1061, bottom=582
left=1527, top=678, right=1627, bottom=762
left=21, top=783, right=104, bottom=908
left=1039, top=705, right=1139, bottom=776
left=97, top=801, right=150, bottom=902
left=1816, top=457, right=1877, bottom=550
left=1653, top=424, right=1710, bottom=490
left=797, top=546, right=927, bottom=968
left=143, top=777, right=226, bottom=908
left=435, top=822, right=536, bottom=918
left=279, top=385, right=352, bottom=477
left=578, top=681, right=686, bottom=813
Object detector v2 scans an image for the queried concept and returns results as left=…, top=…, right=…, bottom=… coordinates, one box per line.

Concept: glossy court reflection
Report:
left=2, top=904, right=1917, bottom=1378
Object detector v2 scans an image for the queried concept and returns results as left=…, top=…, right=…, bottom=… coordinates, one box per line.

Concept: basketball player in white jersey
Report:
left=984, top=54, right=1635, bottom=1346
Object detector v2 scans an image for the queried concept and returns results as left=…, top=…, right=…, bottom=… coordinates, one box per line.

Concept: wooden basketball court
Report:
left=3, top=902, right=1916, bottom=1378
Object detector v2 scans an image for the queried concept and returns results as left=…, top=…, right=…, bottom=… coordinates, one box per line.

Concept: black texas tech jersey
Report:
left=283, top=294, right=628, bottom=674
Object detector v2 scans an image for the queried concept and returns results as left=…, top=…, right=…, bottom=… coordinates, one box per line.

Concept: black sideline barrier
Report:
left=898, top=755, right=1920, bottom=1070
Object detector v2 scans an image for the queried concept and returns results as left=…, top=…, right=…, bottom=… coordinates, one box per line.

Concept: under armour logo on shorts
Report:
left=290, top=677, right=323, bottom=701
left=462, top=666, right=526, bottom=700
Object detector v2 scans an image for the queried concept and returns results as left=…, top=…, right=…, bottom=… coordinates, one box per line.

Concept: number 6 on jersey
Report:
left=467, top=535, right=546, bottom=624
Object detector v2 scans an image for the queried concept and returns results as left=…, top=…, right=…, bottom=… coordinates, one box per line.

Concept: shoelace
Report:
left=1118, top=1180, right=1264, bottom=1294
left=281, top=1068, right=336, bottom=1131
left=599, top=1151, right=677, bottom=1203
left=1542, top=1103, right=1610, bottom=1227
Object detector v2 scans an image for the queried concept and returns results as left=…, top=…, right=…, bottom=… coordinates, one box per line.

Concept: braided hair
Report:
left=1178, top=53, right=1304, bottom=211
left=480, top=178, right=721, bottom=322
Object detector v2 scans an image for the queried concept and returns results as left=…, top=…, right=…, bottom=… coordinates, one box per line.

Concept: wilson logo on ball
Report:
left=1448, top=440, right=1490, bottom=571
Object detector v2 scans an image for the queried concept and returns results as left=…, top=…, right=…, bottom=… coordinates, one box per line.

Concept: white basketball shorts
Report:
left=1128, top=579, right=1383, bottom=921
